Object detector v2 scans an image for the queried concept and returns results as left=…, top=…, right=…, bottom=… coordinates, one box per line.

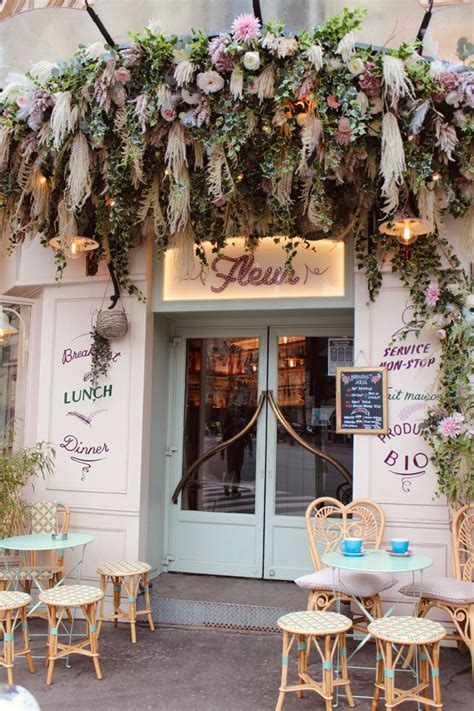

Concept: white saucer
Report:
left=386, top=549, right=412, bottom=557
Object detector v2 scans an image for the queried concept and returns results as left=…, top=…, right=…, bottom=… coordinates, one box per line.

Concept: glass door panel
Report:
left=275, top=336, right=353, bottom=515
left=182, top=337, right=259, bottom=513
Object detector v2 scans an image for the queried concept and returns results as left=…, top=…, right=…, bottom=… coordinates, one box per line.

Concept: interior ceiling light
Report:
left=49, top=235, right=99, bottom=260
left=379, top=209, right=432, bottom=246
left=0, top=306, right=19, bottom=338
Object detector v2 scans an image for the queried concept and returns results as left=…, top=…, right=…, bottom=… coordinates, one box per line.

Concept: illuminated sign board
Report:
left=163, top=238, right=345, bottom=301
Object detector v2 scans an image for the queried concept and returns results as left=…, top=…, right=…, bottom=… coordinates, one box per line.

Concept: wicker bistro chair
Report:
left=96, top=562, right=155, bottom=643
left=0, top=591, right=35, bottom=684
left=275, top=610, right=355, bottom=711
left=399, top=504, right=474, bottom=682
left=368, top=616, right=446, bottom=710
left=39, top=584, right=103, bottom=685
left=0, top=502, right=71, bottom=592
left=295, top=498, right=397, bottom=629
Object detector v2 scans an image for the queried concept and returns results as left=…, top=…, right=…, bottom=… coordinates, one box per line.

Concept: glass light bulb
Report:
left=66, top=237, right=83, bottom=260
left=403, top=226, right=411, bottom=242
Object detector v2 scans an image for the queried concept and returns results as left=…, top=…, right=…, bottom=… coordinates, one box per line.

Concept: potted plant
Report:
left=0, top=425, right=55, bottom=540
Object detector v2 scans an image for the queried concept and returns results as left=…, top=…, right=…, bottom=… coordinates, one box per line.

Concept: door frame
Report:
left=164, top=313, right=354, bottom=579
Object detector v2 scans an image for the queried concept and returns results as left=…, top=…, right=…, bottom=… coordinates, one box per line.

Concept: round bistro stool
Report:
left=368, top=616, right=446, bottom=710
left=276, top=610, right=355, bottom=711
left=39, top=585, right=104, bottom=685
left=96, top=562, right=154, bottom=643
left=0, top=592, right=35, bottom=683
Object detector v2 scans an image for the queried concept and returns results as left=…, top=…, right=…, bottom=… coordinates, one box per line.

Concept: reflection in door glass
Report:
left=275, top=336, right=353, bottom=515
left=182, top=337, right=258, bottom=514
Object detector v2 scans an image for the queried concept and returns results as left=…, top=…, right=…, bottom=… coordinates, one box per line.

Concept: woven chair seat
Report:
left=97, top=561, right=151, bottom=577
left=0, top=591, right=32, bottom=610
left=277, top=610, right=352, bottom=636
left=39, top=585, right=103, bottom=607
left=0, top=565, right=60, bottom=581
left=368, top=616, right=446, bottom=645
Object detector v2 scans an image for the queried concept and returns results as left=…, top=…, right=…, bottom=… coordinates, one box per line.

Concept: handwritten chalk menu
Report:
left=336, top=367, right=388, bottom=434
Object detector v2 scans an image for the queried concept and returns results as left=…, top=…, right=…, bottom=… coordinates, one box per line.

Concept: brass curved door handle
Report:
left=171, top=391, right=266, bottom=504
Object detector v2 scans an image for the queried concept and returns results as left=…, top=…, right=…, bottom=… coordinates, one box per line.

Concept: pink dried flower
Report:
left=120, top=43, right=144, bottom=67
left=358, top=62, right=382, bottom=97
left=440, top=72, right=459, bottom=94
left=28, top=88, right=54, bottom=130
left=436, top=329, right=446, bottom=340
left=437, top=412, right=465, bottom=440
left=231, top=13, right=261, bottom=43
left=327, top=94, right=340, bottom=109
left=94, top=77, right=111, bottom=112
left=161, top=103, right=176, bottom=122
left=209, top=34, right=233, bottom=72
left=115, top=68, right=131, bottom=84
left=335, top=117, right=352, bottom=145
left=426, top=282, right=441, bottom=307
left=457, top=71, right=474, bottom=108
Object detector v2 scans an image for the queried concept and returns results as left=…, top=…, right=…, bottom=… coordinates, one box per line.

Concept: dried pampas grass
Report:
left=382, top=55, right=413, bottom=108
left=165, top=122, right=188, bottom=177
left=305, top=44, right=323, bottom=71
left=336, top=31, right=356, bottom=63
left=0, top=127, right=12, bottom=172
left=27, top=169, right=51, bottom=222
left=170, top=222, right=196, bottom=279
left=67, top=132, right=92, bottom=209
left=230, top=66, right=244, bottom=99
left=174, top=60, right=195, bottom=87
left=167, top=165, right=190, bottom=233
left=380, top=112, right=406, bottom=214
left=207, top=143, right=233, bottom=198
left=57, top=198, right=78, bottom=241
left=50, top=91, right=76, bottom=149
left=254, top=65, right=275, bottom=102
left=298, top=111, right=322, bottom=171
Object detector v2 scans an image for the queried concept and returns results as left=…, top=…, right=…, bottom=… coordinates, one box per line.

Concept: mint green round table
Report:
left=322, top=549, right=433, bottom=575
left=0, top=533, right=93, bottom=553
left=321, top=549, right=433, bottom=705
left=0, top=533, right=94, bottom=663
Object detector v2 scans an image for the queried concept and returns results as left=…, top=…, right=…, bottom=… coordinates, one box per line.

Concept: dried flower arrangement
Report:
left=0, top=8, right=472, bottom=504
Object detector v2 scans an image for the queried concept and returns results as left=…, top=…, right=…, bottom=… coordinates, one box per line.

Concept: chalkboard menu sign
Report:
left=336, top=367, right=388, bottom=434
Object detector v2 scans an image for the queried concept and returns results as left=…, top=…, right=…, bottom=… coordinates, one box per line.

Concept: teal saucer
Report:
left=340, top=549, right=365, bottom=557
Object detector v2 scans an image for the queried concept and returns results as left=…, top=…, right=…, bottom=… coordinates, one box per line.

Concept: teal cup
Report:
left=342, top=537, right=362, bottom=554
left=390, top=538, right=409, bottom=554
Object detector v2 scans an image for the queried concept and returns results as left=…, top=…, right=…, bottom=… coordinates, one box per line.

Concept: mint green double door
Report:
left=167, top=323, right=353, bottom=580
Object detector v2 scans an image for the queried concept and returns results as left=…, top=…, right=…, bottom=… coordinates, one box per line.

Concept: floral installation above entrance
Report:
left=0, top=9, right=472, bottom=504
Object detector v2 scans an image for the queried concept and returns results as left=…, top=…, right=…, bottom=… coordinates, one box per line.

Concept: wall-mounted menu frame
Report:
left=336, top=366, right=388, bottom=434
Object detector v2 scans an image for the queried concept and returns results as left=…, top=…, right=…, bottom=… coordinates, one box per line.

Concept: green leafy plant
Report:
left=0, top=425, right=55, bottom=539
left=90, top=328, right=112, bottom=388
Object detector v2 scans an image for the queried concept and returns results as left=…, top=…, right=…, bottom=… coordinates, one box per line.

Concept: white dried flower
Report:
left=83, top=42, right=107, bottom=61
left=347, top=57, right=365, bottom=76
left=196, top=70, right=225, bottom=94
left=30, top=61, right=57, bottom=84
left=336, top=30, right=356, bottom=63
left=243, top=51, right=261, bottom=71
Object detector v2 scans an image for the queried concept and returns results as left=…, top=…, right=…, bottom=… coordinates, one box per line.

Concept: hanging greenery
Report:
left=0, top=8, right=472, bottom=504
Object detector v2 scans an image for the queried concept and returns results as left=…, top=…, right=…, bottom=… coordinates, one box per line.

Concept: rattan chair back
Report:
left=305, top=496, right=385, bottom=571
left=452, top=504, right=473, bottom=582
left=18, top=501, right=71, bottom=568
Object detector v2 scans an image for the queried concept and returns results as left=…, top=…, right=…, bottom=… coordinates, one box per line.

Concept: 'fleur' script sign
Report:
left=163, top=237, right=345, bottom=301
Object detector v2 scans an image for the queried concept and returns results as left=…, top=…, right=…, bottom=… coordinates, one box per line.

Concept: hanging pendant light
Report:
left=379, top=207, right=432, bottom=246
left=49, top=235, right=99, bottom=260
left=0, top=306, right=19, bottom=339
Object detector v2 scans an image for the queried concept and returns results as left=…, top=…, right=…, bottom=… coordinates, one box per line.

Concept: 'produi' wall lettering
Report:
left=50, top=299, right=131, bottom=490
